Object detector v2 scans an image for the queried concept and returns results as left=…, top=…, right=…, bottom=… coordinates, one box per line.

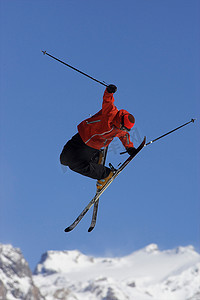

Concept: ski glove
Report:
left=126, top=147, right=137, bottom=156
left=107, top=84, right=117, bottom=94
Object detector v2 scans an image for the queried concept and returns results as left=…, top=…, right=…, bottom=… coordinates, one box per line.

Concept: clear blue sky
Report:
left=0, top=0, right=199, bottom=270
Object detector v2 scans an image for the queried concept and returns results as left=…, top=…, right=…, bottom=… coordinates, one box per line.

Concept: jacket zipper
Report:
left=86, top=120, right=101, bottom=124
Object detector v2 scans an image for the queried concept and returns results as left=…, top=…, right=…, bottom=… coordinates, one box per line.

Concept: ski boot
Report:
left=96, top=170, right=114, bottom=191
left=97, top=149, right=104, bottom=165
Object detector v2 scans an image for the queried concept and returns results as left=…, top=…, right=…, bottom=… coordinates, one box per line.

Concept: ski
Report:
left=88, top=147, right=108, bottom=232
left=88, top=199, right=99, bottom=232
left=64, top=137, right=146, bottom=233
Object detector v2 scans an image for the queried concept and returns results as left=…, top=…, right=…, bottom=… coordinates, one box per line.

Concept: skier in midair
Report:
left=60, top=84, right=136, bottom=191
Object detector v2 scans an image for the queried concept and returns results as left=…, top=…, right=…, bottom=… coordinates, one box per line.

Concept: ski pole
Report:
left=145, top=118, right=196, bottom=146
left=120, top=118, right=196, bottom=154
left=42, top=50, right=108, bottom=87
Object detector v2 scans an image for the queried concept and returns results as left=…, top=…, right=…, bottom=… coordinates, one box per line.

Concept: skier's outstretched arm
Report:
left=102, top=84, right=117, bottom=115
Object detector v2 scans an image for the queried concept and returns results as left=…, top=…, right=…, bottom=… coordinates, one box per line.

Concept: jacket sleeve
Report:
left=118, top=132, right=134, bottom=149
left=102, top=89, right=117, bottom=115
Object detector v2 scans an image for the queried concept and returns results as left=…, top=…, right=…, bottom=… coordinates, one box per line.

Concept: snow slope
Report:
left=33, top=244, right=200, bottom=300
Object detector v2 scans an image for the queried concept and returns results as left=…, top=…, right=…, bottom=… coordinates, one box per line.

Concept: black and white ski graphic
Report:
left=64, top=137, right=146, bottom=233
left=88, top=199, right=99, bottom=232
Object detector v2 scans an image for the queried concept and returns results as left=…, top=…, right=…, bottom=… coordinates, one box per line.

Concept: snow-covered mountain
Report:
left=0, top=243, right=199, bottom=300
left=0, top=244, right=44, bottom=300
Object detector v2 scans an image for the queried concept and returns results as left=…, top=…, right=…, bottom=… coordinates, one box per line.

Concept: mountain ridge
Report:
left=0, top=243, right=199, bottom=300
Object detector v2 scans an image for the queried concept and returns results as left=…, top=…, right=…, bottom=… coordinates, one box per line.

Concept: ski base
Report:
left=64, top=137, right=146, bottom=233
left=64, top=192, right=101, bottom=232
left=88, top=199, right=99, bottom=232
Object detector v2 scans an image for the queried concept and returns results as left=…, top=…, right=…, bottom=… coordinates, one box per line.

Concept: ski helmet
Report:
left=121, top=114, right=135, bottom=130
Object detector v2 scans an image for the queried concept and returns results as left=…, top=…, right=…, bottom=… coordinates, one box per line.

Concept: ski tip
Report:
left=88, top=227, right=94, bottom=232
left=64, top=227, right=72, bottom=233
left=42, top=50, right=46, bottom=55
left=142, top=136, right=147, bottom=146
left=191, top=118, right=197, bottom=123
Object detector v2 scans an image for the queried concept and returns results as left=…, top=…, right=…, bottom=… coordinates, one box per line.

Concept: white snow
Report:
left=33, top=244, right=200, bottom=300
left=1, top=243, right=199, bottom=300
left=0, top=244, right=39, bottom=300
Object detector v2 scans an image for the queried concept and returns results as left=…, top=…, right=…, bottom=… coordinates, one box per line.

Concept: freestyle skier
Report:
left=41, top=52, right=195, bottom=232
left=60, top=84, right=136, bottom=190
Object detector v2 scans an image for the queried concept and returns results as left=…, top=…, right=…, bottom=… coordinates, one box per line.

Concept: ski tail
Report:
left=88, top=146, right=108, bottom=232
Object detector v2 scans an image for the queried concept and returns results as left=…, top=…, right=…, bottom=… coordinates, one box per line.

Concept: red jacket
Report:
left=78, top=89, right=134, bottom=150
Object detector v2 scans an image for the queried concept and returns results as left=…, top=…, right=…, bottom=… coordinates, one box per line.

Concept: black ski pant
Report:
left=60, top=133, right=110, bottom=180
